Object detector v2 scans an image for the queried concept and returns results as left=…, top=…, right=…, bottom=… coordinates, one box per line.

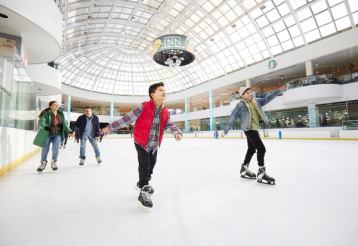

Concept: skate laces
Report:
left=140, top=191, right=151, bottom=202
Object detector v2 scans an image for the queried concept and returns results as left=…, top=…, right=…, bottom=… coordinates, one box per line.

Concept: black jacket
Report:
left=75, top=114, right=100, bottom=139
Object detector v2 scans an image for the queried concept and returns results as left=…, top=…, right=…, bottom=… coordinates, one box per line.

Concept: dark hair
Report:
left=149, top=82, right=164, bottom=99
left=84, top=106, right=93, bottom=110
left=39, top=101, right=58, bottom=118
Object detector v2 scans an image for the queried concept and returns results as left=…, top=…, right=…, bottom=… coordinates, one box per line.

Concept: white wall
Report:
left=264, top=82, right=358, bottom=111
left=0, top=126, right=38, bottom=167
left=66, top=82, right=358, bottom=124
left=27, top=64, right=62, bottom=95
left=176, top=127, right=358, bottom=139
left=0, top=0, right=62, bottom=48
left=170, top=82, right=358, bottom=122
left=68, top=112, right=122, bottom=123
left=0, top=0, right=63, bottom=63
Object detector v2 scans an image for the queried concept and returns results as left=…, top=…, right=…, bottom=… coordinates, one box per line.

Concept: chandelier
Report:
left=152, top=34, right=195, bottom=67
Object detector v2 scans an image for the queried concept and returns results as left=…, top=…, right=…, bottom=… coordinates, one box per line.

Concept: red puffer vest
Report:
left=134, top=100, right=169, bottom=147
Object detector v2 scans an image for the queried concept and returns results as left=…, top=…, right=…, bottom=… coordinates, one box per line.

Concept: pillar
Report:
left=308, top=103, right=319, bottom=127
left=184, top=97, right=190, bottom=131
left=66, top=94, right=71, bottom=124
left=209, top=90, right=214, bottom=131
left=110, top=101, right=114, bottom=122
left=305, top=60, right=313, bottom=76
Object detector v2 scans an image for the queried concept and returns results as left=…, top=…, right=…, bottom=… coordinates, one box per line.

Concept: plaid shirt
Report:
left=108, top=104, right=182, bottom=153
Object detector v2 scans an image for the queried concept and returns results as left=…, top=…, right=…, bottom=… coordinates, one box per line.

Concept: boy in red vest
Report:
left=102, top=82, right=182, bottom=211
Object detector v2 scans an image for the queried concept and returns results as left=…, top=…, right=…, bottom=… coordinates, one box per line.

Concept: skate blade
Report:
left=240, top=175, right=256, bottom=179
left=257, top=179, right=275, bottom=185
left=138, top=202, right=152, bottom=212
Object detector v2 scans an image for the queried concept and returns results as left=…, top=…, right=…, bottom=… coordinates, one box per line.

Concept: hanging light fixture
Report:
left=152, top=34, right=195, bottom=67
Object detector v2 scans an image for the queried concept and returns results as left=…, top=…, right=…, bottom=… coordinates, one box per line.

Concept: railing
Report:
left=229, top=72, right=358, bottom=102
left=286, top=73, right=358, bottom=90
left=342, top=120, right=358, bottom=130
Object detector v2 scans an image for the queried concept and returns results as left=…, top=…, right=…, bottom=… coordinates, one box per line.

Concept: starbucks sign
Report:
left=268, top=59, right=277, bottom=70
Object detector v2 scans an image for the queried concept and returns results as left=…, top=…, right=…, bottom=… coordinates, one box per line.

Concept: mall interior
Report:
left=0, top=0, right=358, bottom=246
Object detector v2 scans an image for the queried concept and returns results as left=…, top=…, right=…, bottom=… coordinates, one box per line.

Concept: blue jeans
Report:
left=41, top=135, right=61, bottom=161
left=80, top=137, right=100, bottom=159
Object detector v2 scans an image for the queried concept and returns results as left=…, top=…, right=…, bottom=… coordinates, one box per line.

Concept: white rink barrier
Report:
left=0, top=127, right=39, bottom=171
left=103, top=128, right=358, bottom=140
left=166, top=127, right=358, bottom=139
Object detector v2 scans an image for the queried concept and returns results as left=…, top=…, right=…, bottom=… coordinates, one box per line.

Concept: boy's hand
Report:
left=175, top=133, right=182, bottom=141
left=278, top=85, right=287, bottom=91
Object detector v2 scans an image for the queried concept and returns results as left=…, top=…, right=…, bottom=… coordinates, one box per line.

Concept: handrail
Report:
left=342, top=120, right=358, bottom=129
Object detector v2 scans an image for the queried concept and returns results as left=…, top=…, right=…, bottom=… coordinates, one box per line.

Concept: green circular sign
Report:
left=268, top=59, right=277, bottom=70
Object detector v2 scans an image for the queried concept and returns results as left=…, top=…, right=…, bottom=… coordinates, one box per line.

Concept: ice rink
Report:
left=1, top=137, right=358, bottom=246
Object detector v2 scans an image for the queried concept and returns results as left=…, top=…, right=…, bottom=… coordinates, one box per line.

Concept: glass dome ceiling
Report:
left=58, top=0, right=358, bottom=95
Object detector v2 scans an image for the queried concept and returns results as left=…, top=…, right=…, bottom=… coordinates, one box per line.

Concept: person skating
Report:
left=102, top=82, right=182, bottom=211
left=75, top=106, right=102, bottom=165
left=224, top=86, right=285, bottom=185
left=36, top=101, right=73, bottom=172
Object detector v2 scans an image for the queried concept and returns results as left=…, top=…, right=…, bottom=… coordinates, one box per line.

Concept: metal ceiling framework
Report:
left=57, top=0, right=358, bottom=95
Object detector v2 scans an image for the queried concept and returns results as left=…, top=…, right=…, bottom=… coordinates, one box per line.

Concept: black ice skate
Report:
left=138, top=185, right=153, bottom=212
left=240, top=163, right=256, bottom=179
left=257, top=166, right=275, bottom=185
left=136, top=181, right=154, bottom=194
left=37, top=161, right=47, bottom=172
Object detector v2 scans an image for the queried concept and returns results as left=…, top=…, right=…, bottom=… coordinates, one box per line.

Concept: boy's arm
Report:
left=224, top=103, right=241, bottom=134
left=106, top=105, right=143, bottom=133
left=257, top=85, right=286, bottom=107
left=165, top=117, right=182, bottom=136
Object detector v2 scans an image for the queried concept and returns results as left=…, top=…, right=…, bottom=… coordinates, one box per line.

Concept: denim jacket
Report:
left=225, top=89, right=282, bottom=132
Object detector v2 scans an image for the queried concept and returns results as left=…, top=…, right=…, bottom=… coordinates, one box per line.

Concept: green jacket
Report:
left=39, top=109, right=71, bottom=140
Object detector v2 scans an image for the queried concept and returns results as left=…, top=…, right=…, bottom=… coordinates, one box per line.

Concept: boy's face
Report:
left=242, top=89, right=253, bottom=101
left=151, top=86, right=166, bottom=102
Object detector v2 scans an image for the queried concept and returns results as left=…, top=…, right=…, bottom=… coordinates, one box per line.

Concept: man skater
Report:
left=102, top=82, right=182, bottom=211
left=75, top=106, right=102, bottom=165
left=224, top=86, right=285, bottom=185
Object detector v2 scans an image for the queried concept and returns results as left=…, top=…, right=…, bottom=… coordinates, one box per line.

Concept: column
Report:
left=110, top=101, right=114, bottom=122
left=245, top=78, right=255, bottom=98
left=184, top=97, right=190, bottom=132
left=209, top=90, right=214, bottom=131
left=305, top=60, right=313, bottom=76
left=245, top=79, right=251, bottom=87
left=308, top=103, right=319, bottom=127
left=66, top=94, right=71, bottom=124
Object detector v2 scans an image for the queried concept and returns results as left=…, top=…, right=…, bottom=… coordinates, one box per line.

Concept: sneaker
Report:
left=79, top=158, right=85, bottom=166
left=37, top=161, right=47, bottom=172
left=138, top=185, right=153, bottom=211
left=51, top=160, right=58, bottom=171
left=96, top=156, right=102, bottom=164
left=136, top=181, right=154, bottom=194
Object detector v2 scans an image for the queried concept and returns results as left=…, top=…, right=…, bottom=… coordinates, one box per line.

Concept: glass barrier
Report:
left=0, top=50, right=37, bottom=131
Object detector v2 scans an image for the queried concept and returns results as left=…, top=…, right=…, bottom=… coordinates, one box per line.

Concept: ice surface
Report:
left=0, top=138, right=357, bottom=246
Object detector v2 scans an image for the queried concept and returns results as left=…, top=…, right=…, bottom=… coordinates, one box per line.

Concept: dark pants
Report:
left=243, top=130, right=266, bottom=167
left=135, top=143, right=157, bottom=188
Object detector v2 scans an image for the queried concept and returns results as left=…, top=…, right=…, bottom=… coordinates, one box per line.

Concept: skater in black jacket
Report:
left=75, top=107, right=102, bottom=165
